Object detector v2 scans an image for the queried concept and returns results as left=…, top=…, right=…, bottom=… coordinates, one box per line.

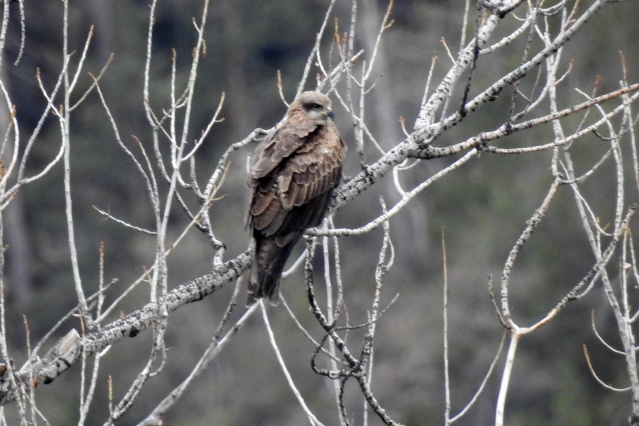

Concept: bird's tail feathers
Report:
left=246, top=235, right=299, bottom=306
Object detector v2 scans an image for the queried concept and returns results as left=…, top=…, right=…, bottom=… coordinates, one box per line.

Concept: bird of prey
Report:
left=246, top=91, right=347, bottom=306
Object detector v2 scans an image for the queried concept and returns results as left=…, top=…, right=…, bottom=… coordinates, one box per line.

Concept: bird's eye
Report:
left=309, top=102, right=322, bottom=110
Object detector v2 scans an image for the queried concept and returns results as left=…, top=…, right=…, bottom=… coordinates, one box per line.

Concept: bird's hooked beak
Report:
left=327, top=110, right=335, bottom=120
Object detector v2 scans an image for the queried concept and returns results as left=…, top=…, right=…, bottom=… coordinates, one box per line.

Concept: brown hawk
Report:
left=246, top=91, right=347, bottom=306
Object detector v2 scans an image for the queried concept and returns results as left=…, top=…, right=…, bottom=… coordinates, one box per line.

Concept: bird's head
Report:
left=289, top=91, right=334, bottom=121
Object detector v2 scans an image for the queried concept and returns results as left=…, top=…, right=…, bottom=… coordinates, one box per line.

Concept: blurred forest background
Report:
left=3, top=0, right=639, bottom=425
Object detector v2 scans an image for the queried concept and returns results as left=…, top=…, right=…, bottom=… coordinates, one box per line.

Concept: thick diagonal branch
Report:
left=0, top=252, right=251, bottom=405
